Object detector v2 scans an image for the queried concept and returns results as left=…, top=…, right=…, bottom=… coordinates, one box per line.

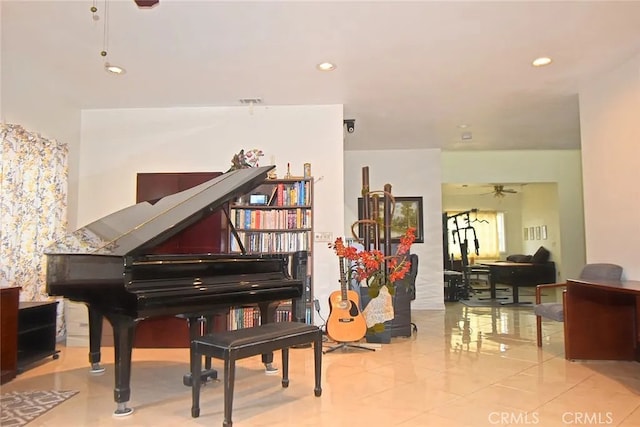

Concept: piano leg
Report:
left=259, top=301, right=279, bottom=373
left=182, top=315, right=217, bottom=387
left=87, top=305, right=105, bottom=374
left=105, top=313, right=136, bottom=417
left=203, top=315, right=213, bottom=371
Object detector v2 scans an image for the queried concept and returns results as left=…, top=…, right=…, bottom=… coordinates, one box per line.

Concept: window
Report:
left=446, top=210, right=503, bottom=260
left=496, top=211, right=505, bottom=253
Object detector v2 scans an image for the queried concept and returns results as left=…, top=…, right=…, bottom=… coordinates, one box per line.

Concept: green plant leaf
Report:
left=368, top=323, right=386, bottom=334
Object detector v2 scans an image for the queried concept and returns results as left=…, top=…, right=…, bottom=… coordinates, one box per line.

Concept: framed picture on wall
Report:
left=535, top=226, right=541, bottom=240
left=529, top=226, right=535, bottom=240
left=524, top=227, right=529, bottom=240
left=542, top=225, right=548, bottom=240
left=357, top=196, right=424, bottom=243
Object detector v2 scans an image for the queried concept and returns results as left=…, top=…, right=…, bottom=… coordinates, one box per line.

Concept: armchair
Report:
left=534, top=263, right=623, bottom=347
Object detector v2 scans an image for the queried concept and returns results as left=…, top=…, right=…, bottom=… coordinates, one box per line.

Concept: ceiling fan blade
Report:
left=135, top=0, right=159, bottom=7
left=492, top=185, right=518, bottom=195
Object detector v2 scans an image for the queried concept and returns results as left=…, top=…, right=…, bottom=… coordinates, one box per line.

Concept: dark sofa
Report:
left=504, top=245, right=550, bottom=264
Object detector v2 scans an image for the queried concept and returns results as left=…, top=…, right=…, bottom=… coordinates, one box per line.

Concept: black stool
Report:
left=190, top=322, right=322, bottom=427
left=444, top=270, right=464, bottom=301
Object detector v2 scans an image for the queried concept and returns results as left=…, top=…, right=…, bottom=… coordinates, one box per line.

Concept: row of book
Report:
left=272, top=181, right=311, bottom=207
left=232, top=208, right=311, bottom=230
left=229, top=231, right=309, bottom=253
left=227, top=306, right=313, bottom=330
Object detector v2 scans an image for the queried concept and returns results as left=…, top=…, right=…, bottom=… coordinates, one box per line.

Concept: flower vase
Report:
left=365, top=324, right=392, bottom=344
left=358, top=288, right=392, bottom=344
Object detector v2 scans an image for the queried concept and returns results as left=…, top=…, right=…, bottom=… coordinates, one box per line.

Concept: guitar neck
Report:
left=338, top=256, right=349, bottom=300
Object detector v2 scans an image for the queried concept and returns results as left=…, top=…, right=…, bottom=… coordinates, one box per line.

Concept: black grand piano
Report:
left=45, top=166, right=303, bottom=416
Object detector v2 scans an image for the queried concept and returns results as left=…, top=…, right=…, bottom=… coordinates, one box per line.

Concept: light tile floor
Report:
left=3, top=303, right=640, bottom=426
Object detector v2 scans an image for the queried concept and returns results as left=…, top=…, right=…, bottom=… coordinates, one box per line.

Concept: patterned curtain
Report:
left=0, top=124, right=68, bottom=335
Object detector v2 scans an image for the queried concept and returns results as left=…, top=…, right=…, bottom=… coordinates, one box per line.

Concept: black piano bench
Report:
left=190, top=321, right=323, bottom=427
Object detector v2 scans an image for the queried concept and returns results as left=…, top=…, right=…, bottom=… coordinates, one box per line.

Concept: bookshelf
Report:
left=229, top=177, right=314, bottom=325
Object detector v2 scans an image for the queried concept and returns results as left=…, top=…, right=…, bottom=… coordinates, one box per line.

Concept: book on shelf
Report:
left=227, top=305, right=296, bottom=329
left=269, top=180, right=310, bottom=207
left=231, top=208, right=311, bottom=231
left=277, top=183, right=285, bottom=206
left=268, top=186, right=278, bottom=206
left=229, top=230, right=309, bottom=253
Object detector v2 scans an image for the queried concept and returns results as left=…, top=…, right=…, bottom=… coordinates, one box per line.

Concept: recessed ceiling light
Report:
left=104, top=63, right=126, bottom=75
left=316, top=62, right=336, bottom=71
left=458, top=124, right=470, bottom=129
left=532, top=57, right=552, bottom=67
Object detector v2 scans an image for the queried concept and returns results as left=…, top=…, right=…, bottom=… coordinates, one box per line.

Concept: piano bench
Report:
left=190, top=322, right=323, bottom=427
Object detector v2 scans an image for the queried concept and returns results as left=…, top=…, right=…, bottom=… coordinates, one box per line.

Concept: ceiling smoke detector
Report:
left=461, top=131, right=472, bottom=141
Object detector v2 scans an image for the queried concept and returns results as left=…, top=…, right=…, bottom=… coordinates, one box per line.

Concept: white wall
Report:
left=0, top=2, right=3, bottom=120
left=79, top=104, right=344, bottom=324
left=442, top=150, right=585, bottom=280
left=1, top=0, right=83, bottom=229
left=344, top=149, right=444, bottom=310
left=520, top=183, right=560, bottom=267
left=342, top=149, right=578, bottom=309
left=579, top=53, right=640, bottom=280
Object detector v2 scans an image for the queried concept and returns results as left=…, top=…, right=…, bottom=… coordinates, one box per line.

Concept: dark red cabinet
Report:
left=1, top=287, right=20, bottom=384
left=132, top=172, right=226, bottom=348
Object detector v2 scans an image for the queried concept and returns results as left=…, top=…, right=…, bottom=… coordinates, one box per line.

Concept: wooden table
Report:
left=482, top=261, right=556, bottom=303
left=564, top=279, right=640, bottom=361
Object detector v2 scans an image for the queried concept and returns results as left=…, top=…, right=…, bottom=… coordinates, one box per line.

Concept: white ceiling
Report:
left=3, top=1, right=640, bottom=152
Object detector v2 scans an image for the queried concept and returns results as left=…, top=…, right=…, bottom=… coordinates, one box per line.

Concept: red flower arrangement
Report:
left=329, top=227, right=416, bottom=299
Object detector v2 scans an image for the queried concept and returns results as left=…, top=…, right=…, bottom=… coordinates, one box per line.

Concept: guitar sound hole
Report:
left=348, top=302, right=360, bottom=317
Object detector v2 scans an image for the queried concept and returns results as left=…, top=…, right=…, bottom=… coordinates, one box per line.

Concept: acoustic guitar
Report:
left=326, top=256, right=367, bottom=343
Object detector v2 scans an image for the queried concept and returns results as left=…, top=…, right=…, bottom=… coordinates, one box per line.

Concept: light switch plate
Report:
left=314, top=232, right=333, bottom=242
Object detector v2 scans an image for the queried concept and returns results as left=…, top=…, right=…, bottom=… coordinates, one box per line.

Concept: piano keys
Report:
left=45, top=166, right=303, bottom=416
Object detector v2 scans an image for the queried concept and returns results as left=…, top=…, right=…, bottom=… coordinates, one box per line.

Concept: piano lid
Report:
left=46, top=166, right=274, bottom=256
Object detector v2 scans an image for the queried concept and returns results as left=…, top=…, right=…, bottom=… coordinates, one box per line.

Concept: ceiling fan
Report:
left=489, top=185, right=518, bottom=198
